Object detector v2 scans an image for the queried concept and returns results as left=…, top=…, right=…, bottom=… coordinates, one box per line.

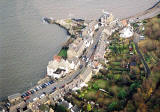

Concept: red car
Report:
left=24, top=96, right=30, bottom=100
left=27, top=91, right=31, bottom=95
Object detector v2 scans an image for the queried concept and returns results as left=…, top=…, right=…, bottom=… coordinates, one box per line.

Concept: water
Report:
left=0, top=0, right=158, bottom=98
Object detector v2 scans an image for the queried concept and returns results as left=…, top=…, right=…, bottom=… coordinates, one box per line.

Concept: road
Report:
left=134, top=42, right=151, bottom=78
left=26, top=26, right=104, bottom=103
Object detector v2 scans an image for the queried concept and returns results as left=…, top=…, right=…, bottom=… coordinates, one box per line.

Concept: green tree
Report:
left=118, top=89, right=127, bottom=99
left=108, top=101, right=118, bottom=111
left=129, top=82, right=140, bottom=92
left=87, top=104, right=92, bottom=111
left=55, top=105, right=66, bottom=112
left=93, top=83, right=99, bottom=90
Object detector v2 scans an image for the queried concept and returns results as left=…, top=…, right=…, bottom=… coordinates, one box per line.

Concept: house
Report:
left=68, top=57, right=81, bottom=70
left=82, top=20, right=99, bottom=37
left=120, top=24, right=133, bottom=38
left=99, top=12, right=114, bottom=26
left=28, top=100, right=41, bottom=112
left=9, top=101, right=27, bottom=112
left=80, top=67, right=93, bottom=83
left=121, top=19, right=128, bottom=27
left=71, top=105, right=80, bottom=112
left=83, top=36, right=93, bottom=48
left=8, top=93, right=21, bottom=104
left=67, top=38, right=86, bottom=59
left=47, top=56, right=79, bottom=79
left=94, top=34, right=107, bottom=60
left=102, top=27, right=113, bottom=36
left=59, top=101, right=73, bottom=110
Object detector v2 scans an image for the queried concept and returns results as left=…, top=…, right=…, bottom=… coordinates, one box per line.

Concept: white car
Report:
left=33, top=97, right=38, bottom=101
left=40, top=94, right=45, bottom=99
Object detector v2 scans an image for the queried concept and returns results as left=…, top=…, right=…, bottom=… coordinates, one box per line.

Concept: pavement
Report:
left=26, top=26, right=104, bottom=103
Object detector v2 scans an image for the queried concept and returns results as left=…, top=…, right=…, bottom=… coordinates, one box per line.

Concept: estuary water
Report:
left=0, top=0, right=158, bottom=98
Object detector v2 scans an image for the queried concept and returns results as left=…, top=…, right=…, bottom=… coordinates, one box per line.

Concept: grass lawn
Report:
left=95, top=79, right=109, bottom=89
left=58, top=48, right=67, bottom=59
left=84, top=89, right=97, bottom=100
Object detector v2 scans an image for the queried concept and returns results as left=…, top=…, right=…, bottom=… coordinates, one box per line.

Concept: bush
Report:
left=129, top=82, right=140, bottom=93
left=108, top=101, right=118, bottom=111
left=118, top=89, right=127, bottom=99
left=114, top=74, right=122, bottom=81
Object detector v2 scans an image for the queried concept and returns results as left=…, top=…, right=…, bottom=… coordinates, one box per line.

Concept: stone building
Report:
left=8, top=93, right=21, bottom=104
left=67, top=38, right=86, bottom=59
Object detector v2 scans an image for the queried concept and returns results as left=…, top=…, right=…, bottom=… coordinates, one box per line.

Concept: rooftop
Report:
left=8, top=93, right=21, bottom=101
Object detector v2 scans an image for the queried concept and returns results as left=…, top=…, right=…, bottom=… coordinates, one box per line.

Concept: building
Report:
left=8, top=93, right=21, bottom=104
left=120, top=24, right=134, bottom=38
left=80, top=67, right=93, bottom=83
left=47, top=56, right=80, bottom=79
left=102, top=27, right=113, bottom=36
left=9, top=101, right=27, bottom=112
left=67, top=38, right=86, bottom=59
left=83, top=36, right=93, bottom=48
left=94, top=32, right=109, bottom=60
left=99, top=12, right=114, bottom=26
left=82, top=20, right=99, bottom=37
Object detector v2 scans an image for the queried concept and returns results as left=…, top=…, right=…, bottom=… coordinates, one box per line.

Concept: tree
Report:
left=55, top=105, right=67, bottom=112
left=93, top=83, right=99, bottom=90
left=108, top=101, right=118, bottom=111
left=87, top=104, right=92, bottom=111
left=118, top=89, right=127, bottom=99
left=129, top=82, right=140, bottom=93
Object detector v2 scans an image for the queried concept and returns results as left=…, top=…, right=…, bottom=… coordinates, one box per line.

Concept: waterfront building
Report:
left=47, top=56, right=80, bottom=78
left=8, top=93, right=21, bottom=104
left=67, top=38, right=86, bottom=59
left=99, top=12, right=114, bottom=26
left=9, top=101, right=27, bottom=112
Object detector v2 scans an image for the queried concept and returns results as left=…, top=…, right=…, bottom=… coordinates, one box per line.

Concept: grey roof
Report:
left=8, top=93, right=21, bottom=101
left=59, top=101, right=69, bottom=108
left=71, top=105, right=80, bottom=112
left=81, top=67, right=92, bottom=80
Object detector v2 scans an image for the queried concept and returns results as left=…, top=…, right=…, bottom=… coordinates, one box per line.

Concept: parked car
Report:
left=49, top=80, right=54, bottom=84
left=34, top=88, right=38, bottom=91
left=21, top=94, right=26, bottom=98
left=30, top=90, right=34, bottom=94
left=24, top=96, right=30, bottom=100
left=33, top=97, right=38, bottom=101
left=40, top=94, right=45, bottom=99
left=27, top=91, right=31, bottom=95
left=25, top=93, right=29, bottom=96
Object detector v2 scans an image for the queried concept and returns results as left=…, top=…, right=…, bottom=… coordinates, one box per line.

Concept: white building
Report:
left=83, top=36, right=93, bottom=48
left=120, top=24, right=134, bottom=38
left=99, top=12, right=114, bottom=26
left=47, top=56, right=80, bottom=79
